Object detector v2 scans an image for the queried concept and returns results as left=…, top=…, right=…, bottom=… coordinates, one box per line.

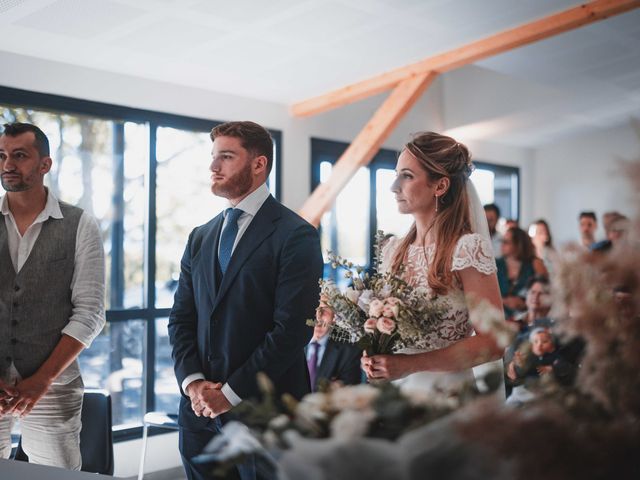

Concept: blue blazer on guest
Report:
left=168, top=195, right=323, bottom=431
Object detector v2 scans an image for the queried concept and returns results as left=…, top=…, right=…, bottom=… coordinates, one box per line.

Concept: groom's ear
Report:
left=252, top=154, right=268, bottom=177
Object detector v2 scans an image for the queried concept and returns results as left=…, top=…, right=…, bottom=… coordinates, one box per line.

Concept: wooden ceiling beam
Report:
left=291, top=0, right=640, bottom=117
left=299, top=72, right=438, bottom=227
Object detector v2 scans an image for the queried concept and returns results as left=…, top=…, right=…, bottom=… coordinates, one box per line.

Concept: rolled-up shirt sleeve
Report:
left=61, top=212, right=106, bottom=347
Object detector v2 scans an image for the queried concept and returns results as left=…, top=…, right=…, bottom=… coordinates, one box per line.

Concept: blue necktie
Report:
left=219, top=208, right=243, bottom=275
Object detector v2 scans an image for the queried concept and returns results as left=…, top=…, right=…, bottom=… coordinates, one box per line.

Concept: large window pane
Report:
left=319, top=161, right=334, bottom=263
left=473, top=163, right=519, bottom=221
left=335, top=167, right=369, bottom=266
left=78, top=320, right=146, bottom=428
left=120, top=122, right=148, bottom=309
left=155, top=126, right=227, bottom=308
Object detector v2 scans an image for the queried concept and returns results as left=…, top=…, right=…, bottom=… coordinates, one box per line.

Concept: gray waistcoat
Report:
left=0, top=201, right=82, bottom=382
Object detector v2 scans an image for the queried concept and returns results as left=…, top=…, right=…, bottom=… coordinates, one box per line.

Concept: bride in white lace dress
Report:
left=362, top=132, right=505, bottom=392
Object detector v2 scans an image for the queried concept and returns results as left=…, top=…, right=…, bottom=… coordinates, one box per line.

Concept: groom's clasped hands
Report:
left=186, top=380, right=231, bottom=419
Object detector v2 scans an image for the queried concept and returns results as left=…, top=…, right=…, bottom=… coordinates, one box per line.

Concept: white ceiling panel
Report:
left=15, top=0, right=145, bottom=39
left=0, top=0, right=638, bottom=147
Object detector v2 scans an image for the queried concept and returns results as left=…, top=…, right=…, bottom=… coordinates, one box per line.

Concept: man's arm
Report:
left=2, top=335, right=85, bottom=417
left=168, top=229, right=205, bottom=396
left=62, top=213, right=106, bottom=347
left=226, top=223, right=323, bottom=400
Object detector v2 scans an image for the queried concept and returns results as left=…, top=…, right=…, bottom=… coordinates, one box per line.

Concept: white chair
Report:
left=137, top=411, right=179, bottom=480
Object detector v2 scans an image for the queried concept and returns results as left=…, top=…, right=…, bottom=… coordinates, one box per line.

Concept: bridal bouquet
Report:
left=313, top=231, right=446, bottom=355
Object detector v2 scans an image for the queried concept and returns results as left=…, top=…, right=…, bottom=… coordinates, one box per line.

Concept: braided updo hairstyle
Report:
left=390, top=132, right=474, bottom=295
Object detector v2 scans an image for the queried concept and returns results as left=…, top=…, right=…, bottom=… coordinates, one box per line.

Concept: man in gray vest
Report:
left=0, top=122, right=105, bottom=470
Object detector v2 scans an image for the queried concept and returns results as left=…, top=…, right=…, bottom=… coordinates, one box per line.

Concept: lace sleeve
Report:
left=452, top=233, right=496, bottom=275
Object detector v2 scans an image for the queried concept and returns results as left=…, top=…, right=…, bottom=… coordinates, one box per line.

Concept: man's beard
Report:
left=211, top=162, right=253, bottom=199
left=1, top=173, right=30, bottom=192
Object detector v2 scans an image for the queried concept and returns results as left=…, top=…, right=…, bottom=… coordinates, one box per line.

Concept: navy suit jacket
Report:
left=168, top=195, right=323, bottom=429
left=314, top=340, right=362, bottom=390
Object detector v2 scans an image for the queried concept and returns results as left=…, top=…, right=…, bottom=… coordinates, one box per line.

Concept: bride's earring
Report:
left=435, top=195, right=439, bottom=213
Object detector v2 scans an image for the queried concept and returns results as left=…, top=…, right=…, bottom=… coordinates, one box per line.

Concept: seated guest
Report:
left=529, top=219, right=556, bottom=274
left=511, top=276, right=553, bottom=334
left=506, top=327, right=584, bottom=404
left=307, top=304, right=362, bottom=392
left=578, top=211, right=598, bottom=250
left=506, top=328, right=558, bottom=405
left=504, top=277, right=553, bottom=397
left=484, top=203, right=502, bottom=257
left=592, top=211, right=630, bottom=252
left=496, top=227, right=548, bottom=319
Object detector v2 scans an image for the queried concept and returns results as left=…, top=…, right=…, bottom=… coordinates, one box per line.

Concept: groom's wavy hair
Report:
left=210, top=121, right=274, bottom=176
left=390, top=132, right=473, bottom=295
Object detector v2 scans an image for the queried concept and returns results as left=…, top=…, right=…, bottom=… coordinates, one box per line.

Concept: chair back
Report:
left=12, top=389, right=114, bottom=475
left=80, top=389, right=114, bottom=475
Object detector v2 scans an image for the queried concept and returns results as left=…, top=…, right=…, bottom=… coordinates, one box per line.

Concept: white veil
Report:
left=466, top=180, right=505, bottom=395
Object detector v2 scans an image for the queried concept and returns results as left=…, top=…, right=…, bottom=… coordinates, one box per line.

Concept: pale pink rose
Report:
left=376, top=317, right=396, bottom=335
left=364, top=318, right=378, bottom=334
left=382, top=297, right=402, bottom=318
left=368, top=299, right=384, bottom=317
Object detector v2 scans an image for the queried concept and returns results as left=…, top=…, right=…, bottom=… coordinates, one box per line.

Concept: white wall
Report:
left=532, top=121, right=640, bottom=246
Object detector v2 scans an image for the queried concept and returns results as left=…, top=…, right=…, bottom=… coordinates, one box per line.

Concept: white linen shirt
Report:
left=1, top=189, right=106, bottom=349
left=182, top=183, right=271, bottom=406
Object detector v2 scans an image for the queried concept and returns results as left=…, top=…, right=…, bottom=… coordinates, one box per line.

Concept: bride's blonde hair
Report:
left=390, top=132, right=473, bottom=295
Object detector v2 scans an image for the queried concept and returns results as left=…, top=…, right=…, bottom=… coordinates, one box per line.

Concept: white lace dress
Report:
left=381, top=233, right=497, bottom=393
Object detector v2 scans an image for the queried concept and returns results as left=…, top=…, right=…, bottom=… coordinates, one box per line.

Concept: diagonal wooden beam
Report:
left=292, top=0, right=640, bottom=117
left=299, top=72, right=438, bottom=227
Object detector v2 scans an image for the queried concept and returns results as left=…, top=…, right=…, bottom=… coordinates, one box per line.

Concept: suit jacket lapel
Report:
left=318, top=340, right=336, bottom=380
left=200, top=215, right=224, bottom=307
left=212, top=196, right=279, bottom=313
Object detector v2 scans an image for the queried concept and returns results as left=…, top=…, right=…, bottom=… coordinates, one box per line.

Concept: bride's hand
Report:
left=362, top=353, right=411, bottom=381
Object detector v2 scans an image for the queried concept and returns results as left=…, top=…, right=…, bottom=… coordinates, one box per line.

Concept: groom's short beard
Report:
left=211, top=160, right=253, bottom=199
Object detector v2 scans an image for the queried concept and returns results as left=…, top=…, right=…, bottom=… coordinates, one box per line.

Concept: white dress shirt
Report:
left=1, top=189, right=106, bottom=349
left=182, top=183, right=271, bottom=405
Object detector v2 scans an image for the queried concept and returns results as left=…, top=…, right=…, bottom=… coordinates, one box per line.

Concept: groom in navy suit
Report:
left=168, top=121, right=323, bottom=480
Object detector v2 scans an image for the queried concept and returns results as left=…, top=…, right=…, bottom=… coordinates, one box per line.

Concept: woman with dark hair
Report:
left=361, top=132, right=504, bottom=391
left=496, top=227, right=548, bottom=319
left=529, top=219, right=556, bottom=273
